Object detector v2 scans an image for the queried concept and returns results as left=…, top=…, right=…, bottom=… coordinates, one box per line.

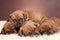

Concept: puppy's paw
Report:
left=39, top=24, right=51, bottom=35
left=1, top=21, right=16, bottom=34
left=18, top=20, right=39, bottom=36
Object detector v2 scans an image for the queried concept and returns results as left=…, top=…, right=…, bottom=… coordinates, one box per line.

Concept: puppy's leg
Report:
left=1, top=21, right=15, bottom=34
left=18, top=20, right=39, bottom=36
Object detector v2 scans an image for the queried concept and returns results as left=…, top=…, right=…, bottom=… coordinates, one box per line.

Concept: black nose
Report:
left=14, top=18, right=23, bottom=32
left=15, top=22, right=22, bottom=32
left=12, top=18, right=24, bottom=33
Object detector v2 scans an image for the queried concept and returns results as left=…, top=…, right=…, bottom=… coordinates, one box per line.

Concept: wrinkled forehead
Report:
left=9, top=10, right=24, bottom=20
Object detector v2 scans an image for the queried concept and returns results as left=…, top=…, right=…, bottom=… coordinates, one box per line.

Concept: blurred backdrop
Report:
left=0, top=0, right=60, bottom=20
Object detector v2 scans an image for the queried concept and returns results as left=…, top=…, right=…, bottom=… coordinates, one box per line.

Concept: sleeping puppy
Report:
left=8, top=10, right=27, bottom=32
left=25, top=11, right=48, bottom=24
left=1, top=10, right=26, bottom=34
left=1, top=21, right=16, bottom=34
left=8, top=10, right=48, bottom=33
left=39, top=18, right=60, bottom=35
left=18, top=20, right=39, bottom=36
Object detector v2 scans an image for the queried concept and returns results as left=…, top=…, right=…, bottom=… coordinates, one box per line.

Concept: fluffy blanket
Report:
left=0, top=21, right=60, bottom=40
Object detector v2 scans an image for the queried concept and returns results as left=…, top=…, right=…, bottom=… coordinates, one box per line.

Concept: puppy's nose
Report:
left=15, top=22, right=22, bottom=32
left=13, top=18, right=23, bottom=32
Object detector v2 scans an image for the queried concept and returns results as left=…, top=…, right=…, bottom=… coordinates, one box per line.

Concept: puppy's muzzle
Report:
left=13, top=18, right=23, bottom=32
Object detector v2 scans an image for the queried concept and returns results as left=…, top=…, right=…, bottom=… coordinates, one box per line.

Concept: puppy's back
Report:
left=25, top=11, right=48, bottom=23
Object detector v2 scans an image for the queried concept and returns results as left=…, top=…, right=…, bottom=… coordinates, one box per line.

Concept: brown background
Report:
left=0, top=0, right=60, bottom=20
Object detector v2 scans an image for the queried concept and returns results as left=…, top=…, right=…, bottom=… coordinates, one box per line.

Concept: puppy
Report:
left=39, top=19, right=60, bottom=35
left=1, top=10, right=27, bottom=34
left=8, top=10, right=27, bottom=32
left=18, top=20, right=39, bottom=36
left=8, top=10, right=48, bottom=33
left=1, top=21, right=16, bottom=34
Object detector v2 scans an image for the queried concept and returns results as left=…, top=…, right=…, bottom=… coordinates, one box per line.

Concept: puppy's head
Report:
left=1, top=21, right=16, bottom=34
left=8, top=10, right=27, bottom=32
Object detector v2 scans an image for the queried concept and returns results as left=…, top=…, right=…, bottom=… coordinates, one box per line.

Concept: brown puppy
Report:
left=1, top=10, right=24, bottom=34
left=1, top=21, right=16, bottom=34
left=8, top=10, right=27, bottom=32
left=39, top=19, right=60, bottom=35
left=1, top=10, right=48, bottom=35
left=18, top=20, right=39, bottom=36
left=8, top=10, right=48, bottom=33
left=1, top=10, right=25, bottom=34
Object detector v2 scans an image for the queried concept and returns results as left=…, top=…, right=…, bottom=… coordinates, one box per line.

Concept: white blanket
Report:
left=0, top=21, right=60, bottom=40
